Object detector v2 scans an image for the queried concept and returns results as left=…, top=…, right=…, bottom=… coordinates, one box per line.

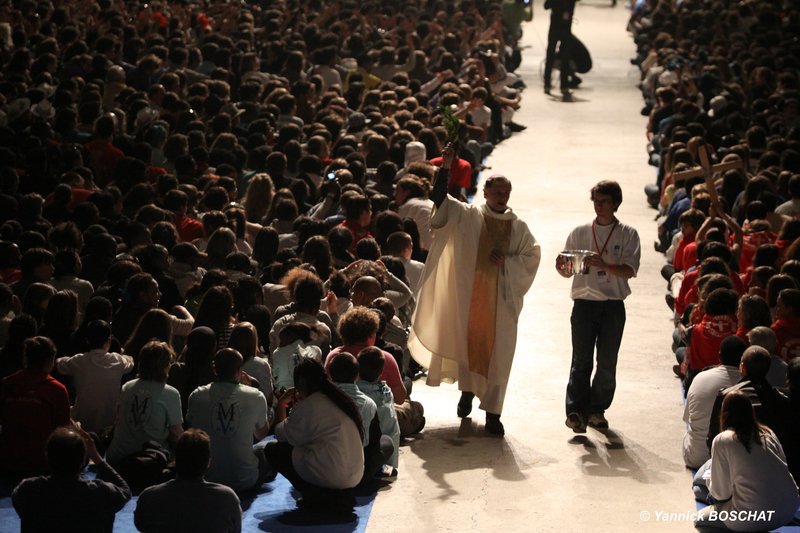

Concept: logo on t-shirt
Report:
left=128, top=394, right=151, bottom=428
left=215, top=400, right=241, bottom=437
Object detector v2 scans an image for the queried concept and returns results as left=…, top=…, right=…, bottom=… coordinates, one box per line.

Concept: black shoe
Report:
left=457, top=391, right=474, bottom=417
left=569, top=75, right=582, bottom=88
left=508, top=121, right=527, bottom=132
left=565, top=412, right=587, bottom=433
left=485, top=413, right=505, bottom=436
left=544, top=84, right=552, bottom=95
left=561, top=90, right=574, bottom=102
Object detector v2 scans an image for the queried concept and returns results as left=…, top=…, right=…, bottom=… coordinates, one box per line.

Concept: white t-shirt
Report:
left=56, top=349, right=134, bottom=433
left=401, top=257, right=425, bottom=298
left=709, top=429, right=800, bottom=531
left=273, top=392, right=364, bottom=489
left=105, top=379, right=183, bottom=465
left=271, top=341, right=322, bottom=390
left=682, top=365, right=740, bottom=468
left=241, top=355, right=273, bottom=403
left=468, top=105, right=492, bottom=130
left=564, top=219, right=641, bottom=301
left=186, top=382, right=268, bottom=492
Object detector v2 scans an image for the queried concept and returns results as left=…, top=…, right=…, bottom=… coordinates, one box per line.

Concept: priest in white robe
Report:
left=408, top=149, right=541, bottom=435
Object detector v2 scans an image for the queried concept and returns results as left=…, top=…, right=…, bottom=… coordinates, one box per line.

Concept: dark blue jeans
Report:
left=565, top=299, right=626, bottom=417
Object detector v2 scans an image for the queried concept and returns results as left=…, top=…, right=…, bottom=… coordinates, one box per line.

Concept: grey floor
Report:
left=367, top=3, right=700, bottom=532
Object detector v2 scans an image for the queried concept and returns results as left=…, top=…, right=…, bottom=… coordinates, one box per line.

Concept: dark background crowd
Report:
left=630, top=0, right=800, bottom=526
left=0, top=0, right=532, bottom=530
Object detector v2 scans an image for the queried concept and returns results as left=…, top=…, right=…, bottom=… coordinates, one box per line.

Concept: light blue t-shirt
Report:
left=357, top=380, right=400, bottom=468
left=335, top=382, right=378, bottom=446
left=186, top=382, right=268, bottom=492
left=105, top=379, right=183, bottom=465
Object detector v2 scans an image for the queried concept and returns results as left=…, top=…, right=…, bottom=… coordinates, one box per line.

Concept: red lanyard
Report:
left=592, top=219, right=618, bottom=256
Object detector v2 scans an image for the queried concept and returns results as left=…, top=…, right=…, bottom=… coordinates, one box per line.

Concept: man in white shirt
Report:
left=385, top=232, right=425, bottom=298
left=186, top=348, right=271, bottom=492
left=55, top=320, right=133, bottom=433
left=683, top=336, right=745, bottom=468
left=556, top=181, right=641, bottom=433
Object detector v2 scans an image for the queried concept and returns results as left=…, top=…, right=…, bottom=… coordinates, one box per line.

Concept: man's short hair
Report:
left=85, top=320, right=112, bottom=350
left=590, top=180, right=622, bottom=207
left=719, top=335, right=748, bottom=367
left=47, top=427, right=87, bottom=478
left=138, top=341, right=174, bottom=382
left=741, top=345, right=772, bottom=381
left=483, top=174, right=510, bottom=190
left=385, top=232, right=412, bottom=255
left=678, top=208, right=706, bottom=230
left=337, top=307, right=380, bottom=345
left=20, top=248, right=54, bottom=277
left=778, top=288, right=800, bottom=316
left=24, top=336, right=57, bottom=370
left=357, top=346, right=385, bottom=382
left=213, top=348, right=244, bottom=381
left=747, top=326, right=778, bottom=354
left=343, top=195, right=371, bottom=220
left=174, top=429, right=211, bottom=480
left=703, top=288, right=739, bottom=315
left=328, top=352, right=359, bottom=383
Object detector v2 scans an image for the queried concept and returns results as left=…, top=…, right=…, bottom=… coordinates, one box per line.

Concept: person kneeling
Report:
left=266, top=359, right=364, bottom=513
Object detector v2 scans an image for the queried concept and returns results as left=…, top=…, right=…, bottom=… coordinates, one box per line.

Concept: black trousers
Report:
left=544, top=22, right=574, bottom=91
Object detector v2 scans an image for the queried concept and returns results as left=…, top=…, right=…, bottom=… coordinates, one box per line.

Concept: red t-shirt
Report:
left=688, top=314, right=738, bottom=371
left=338, top=219, right=373, bottom=255
left=84, top=139, right=125, bottom=188
left=0, top=370, right=70, bottom=473
left=771, top=317, right=800, bottom=361
left=739, top=229, right=776, bottom=273
left=430, top=157, right=472, bottom=190
left=673, top=234, right=695, bottom=273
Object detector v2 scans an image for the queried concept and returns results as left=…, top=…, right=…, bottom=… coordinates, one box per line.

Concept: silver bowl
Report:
left=558, top=250, right=593, bottom=275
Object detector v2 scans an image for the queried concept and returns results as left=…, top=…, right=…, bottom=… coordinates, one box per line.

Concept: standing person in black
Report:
left=544, top=0, right=577, bottom=101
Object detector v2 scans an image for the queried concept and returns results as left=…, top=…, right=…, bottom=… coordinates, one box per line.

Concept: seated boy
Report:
left=356, top=347, right=401, bottom=471
left=329, top=352, right=394, bottom=483
left=683, top=288, right=740, bottom=391
left=56, top=320, right=133, bottom=434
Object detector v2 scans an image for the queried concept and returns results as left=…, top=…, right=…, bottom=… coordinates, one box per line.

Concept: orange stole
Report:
left=466, top=214, right=513, bottom=377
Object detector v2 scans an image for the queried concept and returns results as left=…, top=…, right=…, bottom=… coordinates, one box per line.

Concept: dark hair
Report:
left=46, top=427, right=87, bottom=477
left=357, top=346, right=385, bottom=382
left=337, top=307, right=380, bottom=345
left=138, top=340, right=174, bottom=382
left=85, top=320, right=112, bottom=349
left=174, top=429, right=211, bottom=480
left=766, top=274, right=797, bottom=308
left=195, top=286, right=234, bottom=331
left=741, top=345, right=772, bottom=381
left=23, top=336, right=57, bottom=370
left=719, top=335, right=748, bottom=367
left=125, top=308, right=173, bottom=359
left=704, top=288, right=739, bottom=315
left=213, top=347, right=244, bottom=380
left=720, top=390, right=765, bottom=453
left=328, top=351, right=359, bottom=383
left=778, top=288, right=800, bottom=316
left=736, top=294, right=770, bottom=330
left=293, top=358, right=364, bottom=441
left=590, top=180, right=623, bottom=209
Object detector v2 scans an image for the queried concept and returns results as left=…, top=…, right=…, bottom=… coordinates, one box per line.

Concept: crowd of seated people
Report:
left=630, top=0, right=800, bottom=529
left=0, top=0, right=531, bottom=528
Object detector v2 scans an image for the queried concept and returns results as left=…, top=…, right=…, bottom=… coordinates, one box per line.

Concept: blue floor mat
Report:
left=0, top=473, right=378, bottom=532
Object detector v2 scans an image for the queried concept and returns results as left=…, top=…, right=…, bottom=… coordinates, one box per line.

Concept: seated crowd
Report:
left=630, top=0, right=800, bottom=529
left=0, top=0, right=530, bottom=529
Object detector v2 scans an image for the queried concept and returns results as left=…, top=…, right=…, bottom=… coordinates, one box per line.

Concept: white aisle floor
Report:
left=367, top=2, right=700, bottom=532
